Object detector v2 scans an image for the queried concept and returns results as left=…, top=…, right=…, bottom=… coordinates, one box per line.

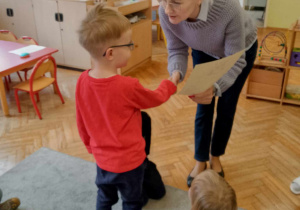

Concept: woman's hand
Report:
left=189, top=86, right=214, bottom=104
left=168, top=71, right=181, bottom=85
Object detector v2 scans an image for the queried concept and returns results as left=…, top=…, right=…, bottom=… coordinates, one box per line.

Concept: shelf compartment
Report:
left=248, top=82, right=282, bottom=99
left=246, top=94, right=281, bottom=102
left=254, top=58, right=287, bottom=68
left=289, top=66, right=300, bottom=70
left=250, top=67, right=284, bottom=86
left=112, top=0, right=149, bottom=15
left=247, top=67, right=284, bottom=99
left=282, top=97, right=300, bottom=105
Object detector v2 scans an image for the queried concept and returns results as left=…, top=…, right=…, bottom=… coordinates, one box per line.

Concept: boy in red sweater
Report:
left=76, top=4, right=177, bottom=210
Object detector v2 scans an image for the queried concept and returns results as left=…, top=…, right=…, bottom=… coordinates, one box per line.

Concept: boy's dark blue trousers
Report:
left=95, top=112, right=165, bottom=210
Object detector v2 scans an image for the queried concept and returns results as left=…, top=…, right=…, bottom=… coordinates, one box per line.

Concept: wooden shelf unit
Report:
left=111, top=0, right=150, bottom=15
left=246, top=21, right=300, bottom=106
left=113, top=0, right=152, bottom=75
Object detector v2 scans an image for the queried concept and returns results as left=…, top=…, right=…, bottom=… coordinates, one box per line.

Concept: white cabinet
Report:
left=0, top=0, right=38, bottom=40
left=32, top=0, right=92, bottom=69
left=31, top=0, right=64, bottom=64
left=0, top=0, right=14, bottom=32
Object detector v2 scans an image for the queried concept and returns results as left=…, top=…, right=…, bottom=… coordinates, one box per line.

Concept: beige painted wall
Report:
left=265, top=0, right=300, bottom=28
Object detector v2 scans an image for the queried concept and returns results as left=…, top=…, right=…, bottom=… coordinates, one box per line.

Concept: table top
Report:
left=0, top=40, right=58, bottom=74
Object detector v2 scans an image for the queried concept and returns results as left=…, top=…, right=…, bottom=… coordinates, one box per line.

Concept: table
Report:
left=0, top=40, right=58, bottom=116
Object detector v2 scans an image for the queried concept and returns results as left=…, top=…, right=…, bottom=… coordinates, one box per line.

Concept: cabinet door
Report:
left=32, top=0, right=64, bottom=64
left=0, top=0, right=15, bottom=32
left=58, top=1, right=91, bottom=69
left=13, top=0, right=38, bottom=40
left=122, top=19, right=152, bottom=73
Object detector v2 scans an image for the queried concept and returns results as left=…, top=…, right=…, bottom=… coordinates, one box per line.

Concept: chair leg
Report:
left=14, top=89, right=22, bottom=113
left=162, top=30, right=167, bottom=47
left=4, top=77, right=10, bottom=91
left=16, top=72, right=23, bottom=82
left=35, top=92, right=40, bottom=102
left=8, top=75, right=11, bottom=82
left=53, top=82, right=65, bottom=104
left=157, top=25, right=161, bottom=41
left=30, top=92, right=42, bottom=119
left=24, top=70, right=28, bottom=81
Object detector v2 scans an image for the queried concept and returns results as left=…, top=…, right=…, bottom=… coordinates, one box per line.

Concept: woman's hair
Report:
left=190, top=169, right=237, bottom=210
left=78, top=4, right=131, bottom=58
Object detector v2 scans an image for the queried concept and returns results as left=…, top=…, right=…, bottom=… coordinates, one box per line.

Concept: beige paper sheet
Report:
left=178, top=50, right=245, bottom=95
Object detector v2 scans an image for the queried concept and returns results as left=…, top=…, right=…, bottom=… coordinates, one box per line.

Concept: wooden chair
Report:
left=0, top=30, right=17, bottom=41
left=17, top=36, right=39, bottom=80
left=13, top=55, right=65, bottom=119
left=152, top=12, right=167, bottom=46
left=0, top=30, right=23, bottom=90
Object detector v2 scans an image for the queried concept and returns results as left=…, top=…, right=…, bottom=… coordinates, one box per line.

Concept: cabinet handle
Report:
left=6, top=8, right=13, bottom=17
left=55, top=13, right=63, bottom=22
left=55, top=13, right=59, bottom=22
left=59, top=13, right=63, bottom=22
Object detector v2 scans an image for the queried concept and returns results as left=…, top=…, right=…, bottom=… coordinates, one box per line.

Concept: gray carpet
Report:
left=0, top=147, right=190, bottom=210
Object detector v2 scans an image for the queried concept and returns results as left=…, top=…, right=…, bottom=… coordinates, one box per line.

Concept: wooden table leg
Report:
left=0, top=77, right=9, bottom=116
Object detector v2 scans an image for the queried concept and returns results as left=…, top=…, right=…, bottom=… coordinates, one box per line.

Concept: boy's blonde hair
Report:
left=190, top=169, right=237, bottom=210
left=78, top=4, right=131, bottom=58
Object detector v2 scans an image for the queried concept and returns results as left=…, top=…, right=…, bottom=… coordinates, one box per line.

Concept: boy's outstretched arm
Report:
left=127, top=79, right=177, bottom=110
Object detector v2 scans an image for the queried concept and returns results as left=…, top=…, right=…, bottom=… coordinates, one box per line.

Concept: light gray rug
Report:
left=0, top=147, right=190, bottom=210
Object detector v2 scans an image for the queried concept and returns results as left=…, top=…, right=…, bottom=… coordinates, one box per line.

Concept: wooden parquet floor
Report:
left=1, top=34, right=300, bottom=209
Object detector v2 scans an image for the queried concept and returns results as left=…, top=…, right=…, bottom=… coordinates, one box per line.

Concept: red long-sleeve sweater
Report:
left=76, top=70, right=176, bottom=173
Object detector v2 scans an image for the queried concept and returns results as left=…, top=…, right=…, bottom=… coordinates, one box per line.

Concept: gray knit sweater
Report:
left=159, top=0, right=257, bottom=94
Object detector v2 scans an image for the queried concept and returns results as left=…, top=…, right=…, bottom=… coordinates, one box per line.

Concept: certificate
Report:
left=178, top=50, right=245, bottom=95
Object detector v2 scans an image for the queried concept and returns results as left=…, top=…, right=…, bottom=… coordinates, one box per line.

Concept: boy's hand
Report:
left=168, top=71, right=181, bottom=85
left=189, top=86, right=214, bottom=104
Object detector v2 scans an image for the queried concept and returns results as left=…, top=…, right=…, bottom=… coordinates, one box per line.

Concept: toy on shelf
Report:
left=290, top=48, right=300, bottom=67
left=285, top=84, right=300, bottom=100
left=258, top=31, right=288, bottom=63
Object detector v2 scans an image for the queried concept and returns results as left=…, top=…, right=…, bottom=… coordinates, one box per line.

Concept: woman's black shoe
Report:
left=217, top=168, right=225, bottom=178
left=187, top=174, right=194, bottom=188
left=187, top=163, right=207, bottom=188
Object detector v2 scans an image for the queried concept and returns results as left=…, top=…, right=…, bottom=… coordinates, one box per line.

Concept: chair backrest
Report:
left=17, top=36, right=38, bottom=45
left=30, top=56, right=57, bottom=84
left=0, top=30, right=17, bottom=42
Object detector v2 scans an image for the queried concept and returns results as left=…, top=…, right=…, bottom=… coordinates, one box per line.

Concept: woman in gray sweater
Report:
left=159, top=0, right=257, bottom=187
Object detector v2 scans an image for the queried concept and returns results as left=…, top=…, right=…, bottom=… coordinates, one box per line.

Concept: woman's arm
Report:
left=216, top=5, right=247, bottom=95
left=159, top=6, right=189, bottom=82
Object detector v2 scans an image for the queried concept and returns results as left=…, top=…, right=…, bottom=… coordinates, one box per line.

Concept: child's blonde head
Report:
left=189, top=169, right=237, bottom=210
left=78, top=4, right=131, bottom=58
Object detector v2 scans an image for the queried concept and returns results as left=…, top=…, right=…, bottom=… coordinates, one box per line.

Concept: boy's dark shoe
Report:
left=0, top=197, right=21, bottom=210
left=143, top=159, right=166, bottom=200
